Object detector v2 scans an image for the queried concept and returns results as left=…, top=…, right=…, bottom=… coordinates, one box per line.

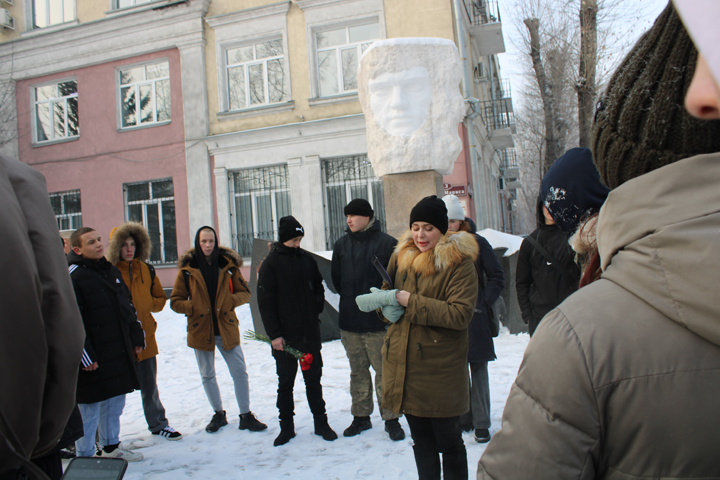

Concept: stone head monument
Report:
left=357, top=38, right=465, bottom=177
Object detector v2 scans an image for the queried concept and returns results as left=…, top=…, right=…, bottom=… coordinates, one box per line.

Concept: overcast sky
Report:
left=496, top=0, right=671, bottom=101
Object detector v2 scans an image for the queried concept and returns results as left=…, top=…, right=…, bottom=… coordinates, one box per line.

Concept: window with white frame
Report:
left=33, top=0, right=75, bottom=29
left=316, top=22, right=380, bottom=97
left=124, top=179, right=178, bottom=264
left=116, top=0, right=154, bottom=8
left=33, top=80, right=79, bottom=144
left=322, top=154, right=385, bottom=249
left=49, top=189, right=82, bottom=230
left=226, top=39, right=288, bottom=111
left=119, top=61, right=171, bottom=129
left=229, top=165, right=292, bottom=256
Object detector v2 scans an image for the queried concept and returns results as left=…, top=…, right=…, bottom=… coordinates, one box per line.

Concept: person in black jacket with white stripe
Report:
left=68, top=227, right=146, bottom=462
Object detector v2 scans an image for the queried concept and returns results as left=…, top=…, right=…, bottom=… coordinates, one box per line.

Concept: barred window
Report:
left=49, top=189, right=82, bottom=230
left=124, top=178, right=177, bottom=264
left=229, top=165, right=292, bottom=256
left=322, top=154, right=385, bottom=249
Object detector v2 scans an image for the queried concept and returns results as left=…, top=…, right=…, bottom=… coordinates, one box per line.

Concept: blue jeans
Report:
left=194, top=335, right=251, bottom=414
left=76, top=395, right=126, bottom=457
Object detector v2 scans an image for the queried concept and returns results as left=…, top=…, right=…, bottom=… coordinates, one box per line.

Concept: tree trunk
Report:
left=577, top=0, right=598, bottom=148
left=524, top=17, right=557, bottom=175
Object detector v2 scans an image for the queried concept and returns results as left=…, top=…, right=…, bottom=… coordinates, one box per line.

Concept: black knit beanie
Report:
left=592, top=1, right=720, bottom=189
left=344, top=198, right=374, bottom=218
left=409, top=195, right=448, bottom=234
left=278, top=216, right=304, bottom=244
left=540, top=148, right=610, bottom=237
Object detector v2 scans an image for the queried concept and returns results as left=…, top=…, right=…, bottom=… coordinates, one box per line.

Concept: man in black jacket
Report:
left=257, top=216, right=337, bottom=447
left=68, top=227, right=146, bottom=461
left=330, top=199, right=404, bottom=441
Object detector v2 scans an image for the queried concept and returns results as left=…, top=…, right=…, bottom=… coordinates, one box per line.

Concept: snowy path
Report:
left=108, top=304, right=528, bottom=479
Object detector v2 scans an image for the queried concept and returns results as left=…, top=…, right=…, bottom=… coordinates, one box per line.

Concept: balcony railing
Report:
left=500, top=148, right=517, bottom=169
left=481, top=98, right=515, bottom=131
left=464, top=0, right=502, bottom=27
left=492, top=78, right=512, bottom=101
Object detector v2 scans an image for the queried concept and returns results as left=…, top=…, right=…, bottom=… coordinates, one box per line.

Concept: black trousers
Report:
left=273, top=349, right=326, bottom=425
left=405, top=414, right=468, bottom=480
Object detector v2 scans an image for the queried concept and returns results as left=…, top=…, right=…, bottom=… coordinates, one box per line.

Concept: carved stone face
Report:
left=368, top=66, right=432, bottom=137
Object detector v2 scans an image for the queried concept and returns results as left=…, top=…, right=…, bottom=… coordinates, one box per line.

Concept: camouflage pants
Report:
left=340, top=330, right=398, bottom=420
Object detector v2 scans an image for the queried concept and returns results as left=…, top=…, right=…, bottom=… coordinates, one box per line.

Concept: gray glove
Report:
left=355, top=287, right=399, bottom=312
left=381, top=304, right=405, bottom=323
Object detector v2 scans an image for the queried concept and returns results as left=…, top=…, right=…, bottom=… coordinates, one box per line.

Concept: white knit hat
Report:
left=442, top=195, right=465, bottom=221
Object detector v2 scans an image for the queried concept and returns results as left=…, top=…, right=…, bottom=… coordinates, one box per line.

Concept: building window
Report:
left=229, top=165, right=292, bottom=256
left=316, top=22, right=379, bottom=97
left=49, top=189, right=82, bottom=230
left=124, top=179, right=178, bottom=264
left=322, top=154, right=385, bottom=249
left=119, top=61, right=171, bottom=129
left=33, top=0, right=75, bottom=29
left=226, top=39, right=288, bottom=111
left=33, top=80, right=78, bottom=144
left=116, top=0, right=154, bottom=8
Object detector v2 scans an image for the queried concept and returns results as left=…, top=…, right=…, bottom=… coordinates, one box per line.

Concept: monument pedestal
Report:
left=382, top=170, right=444, bottom=239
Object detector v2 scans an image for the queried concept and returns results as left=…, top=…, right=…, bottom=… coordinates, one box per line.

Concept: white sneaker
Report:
left=101, top=443, right=143, bottom=462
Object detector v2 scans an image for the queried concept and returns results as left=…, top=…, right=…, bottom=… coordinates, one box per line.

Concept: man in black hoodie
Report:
left=257, top=216, right=337, bottom=446
left=68, top=227, right=146, bottom=461
left=330, top=199, right=404, bottom=441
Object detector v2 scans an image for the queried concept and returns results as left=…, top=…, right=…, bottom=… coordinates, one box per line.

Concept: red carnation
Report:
left=300, top=353, right=314, bottom=371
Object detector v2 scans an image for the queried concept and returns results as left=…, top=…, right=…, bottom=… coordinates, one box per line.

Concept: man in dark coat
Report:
left=0, top=155, right=84, bottom=480
left=68, top=227, right=146, bottom=461
left=330, top=199, right=404, bottom=441
left=257, top=216, right=337, bottom=447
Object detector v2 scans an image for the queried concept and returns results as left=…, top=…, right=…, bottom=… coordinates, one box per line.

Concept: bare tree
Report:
left=577, top=0, right=598, bottom=147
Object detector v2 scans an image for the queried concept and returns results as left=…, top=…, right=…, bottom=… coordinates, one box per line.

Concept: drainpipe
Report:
left=453, top=0, right=485, bottom=229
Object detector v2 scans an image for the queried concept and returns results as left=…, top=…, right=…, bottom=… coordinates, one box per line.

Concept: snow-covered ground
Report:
left=95, top=304, right=529, bottom=479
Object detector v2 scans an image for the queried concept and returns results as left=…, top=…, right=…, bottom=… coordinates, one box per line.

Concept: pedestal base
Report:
left=382, top=170, right=444, bottom=239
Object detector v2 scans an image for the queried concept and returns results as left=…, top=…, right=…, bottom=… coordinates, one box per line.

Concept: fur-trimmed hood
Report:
left=107, top=222, right=152, bottom=265
left=177, top=246, right=243, bottom=269
left=395, top=229, right=479, bottom=278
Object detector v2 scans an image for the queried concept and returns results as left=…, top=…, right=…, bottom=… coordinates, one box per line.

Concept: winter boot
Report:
left=343, top=416, right=372, bottom=437
left=384, top=418, right=406, bottom=441
left=239, top=412, right=268, bottom=432
left=205, top=410, right=228, bottom=433
left=273, top=421, right=296, bottom=447
left=474, top=428, right=491, bottom=443
left=314, top=415, right=338, bottom=441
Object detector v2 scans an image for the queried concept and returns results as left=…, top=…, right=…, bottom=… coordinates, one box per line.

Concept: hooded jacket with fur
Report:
left=478, top=153, right=720, bottom=479
left=382, top=230, right=479, bottom=417
left=107, top=222, right=166, bottom=361
left=170, top=246, right=251, bottom=352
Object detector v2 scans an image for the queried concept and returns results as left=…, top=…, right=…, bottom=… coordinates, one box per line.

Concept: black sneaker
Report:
left=205, top=410, right=228, bottom=433
left=384, top=419, right=406, bottom=441
left=273, top=428, right=296, bottom=446
left=314, top=416, right=338, bottom=441
left=152, top=426, right=183, bottom=441
left=474, top=428, right=491, bottom=443
left=59, top=445, right=76, bottom=459
left=343, top=416, right=372, bottom=437
left=239, top=412, right=268, bottom=432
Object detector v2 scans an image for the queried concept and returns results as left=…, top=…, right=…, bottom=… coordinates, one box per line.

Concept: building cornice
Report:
left=295, top=0, right=360, bottom=11
left=0, top=0, right=210, bottom=80
left=205, top=1, right=290, bottom=28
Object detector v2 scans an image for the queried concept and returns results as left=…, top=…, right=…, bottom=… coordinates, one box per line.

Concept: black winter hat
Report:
left=592, top=1, right=720, bottom=189
left=409, top=195, right=448, bottom=234
left=540, top=148, right=610, bottom=237
left=344, top=198, right=374, bottom=218
left=278, top=216, right=304, bottom=244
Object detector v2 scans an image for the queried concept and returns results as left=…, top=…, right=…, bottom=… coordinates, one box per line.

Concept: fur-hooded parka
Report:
left=107, top=222, right=166, bottom=361
left=382, top=229, right=479, bottom=417
left=170, top=246, right=251, bottom=352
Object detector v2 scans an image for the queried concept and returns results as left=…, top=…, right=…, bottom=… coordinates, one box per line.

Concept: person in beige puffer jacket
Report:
left=477, top=3, right=720, bottom=479
left=107, top=222, right=182, bottom=441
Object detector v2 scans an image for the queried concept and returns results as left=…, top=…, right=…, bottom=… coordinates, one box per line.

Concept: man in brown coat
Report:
left=170, top=226, right=267, bottom=434
left=477, top=4, right=720, bottom=479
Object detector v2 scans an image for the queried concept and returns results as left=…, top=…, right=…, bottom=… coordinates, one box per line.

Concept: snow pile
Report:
left=477, top=229, right=524, bottom=256
left=101, top=304, right=528, bottom=479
